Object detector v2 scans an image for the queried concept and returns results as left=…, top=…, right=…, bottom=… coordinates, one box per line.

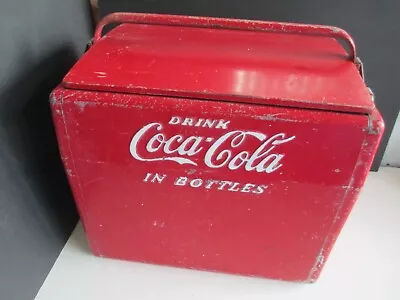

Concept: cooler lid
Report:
left=63, top=13, right=375, bottom=114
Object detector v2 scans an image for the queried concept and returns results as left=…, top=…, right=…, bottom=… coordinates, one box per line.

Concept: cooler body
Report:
left=50, top=87, right=382, bottom=282
left=50, top=13, right=384, bottom=282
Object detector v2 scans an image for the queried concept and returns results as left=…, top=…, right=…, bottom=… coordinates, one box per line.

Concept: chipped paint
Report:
left=254, top=113, right=299, bottom=123
left=74, top=101, right=93, bottom=112
left=49, top=95, right=58, bottom=105
left=368, top=112, right=384, bottom=135
left=187, top=169, right=196, bottom=175
left=77, top=158, right=107, bottom=164
left=308, top=248, right=326, bottom=282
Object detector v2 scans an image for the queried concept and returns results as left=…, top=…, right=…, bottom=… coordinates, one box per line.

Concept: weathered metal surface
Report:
left=65, top=14, right=373, bottom=114
left=50, top=13, right=384, bottom=282
left=93, top=12, right=357, bottom=62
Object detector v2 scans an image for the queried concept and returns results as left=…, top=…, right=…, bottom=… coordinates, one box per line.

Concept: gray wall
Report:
left=0, top=1, right=92, bottom=299
left=100, top=0, right=400, bottom=170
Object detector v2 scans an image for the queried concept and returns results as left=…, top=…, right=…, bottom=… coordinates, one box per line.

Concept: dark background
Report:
left=0, top=1, right=91, bottom=299
left=0, top=0, right=398, bottom=299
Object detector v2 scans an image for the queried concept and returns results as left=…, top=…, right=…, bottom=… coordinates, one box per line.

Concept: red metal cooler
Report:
left=50, top=13, right=384, bottom=282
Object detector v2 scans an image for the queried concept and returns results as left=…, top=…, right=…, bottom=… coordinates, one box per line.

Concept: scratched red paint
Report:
left=50, top=13, right=384, bottom=282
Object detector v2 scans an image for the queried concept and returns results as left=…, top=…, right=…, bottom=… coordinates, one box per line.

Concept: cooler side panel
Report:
left=308, top=109, right=384, bottom=281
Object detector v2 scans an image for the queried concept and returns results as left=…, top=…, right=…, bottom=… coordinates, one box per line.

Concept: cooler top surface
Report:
left=63, top=21, right=374, bottom=114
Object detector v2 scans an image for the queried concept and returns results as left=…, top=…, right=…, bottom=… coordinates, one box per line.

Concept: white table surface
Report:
left=35, top=167, right=400, bottom=300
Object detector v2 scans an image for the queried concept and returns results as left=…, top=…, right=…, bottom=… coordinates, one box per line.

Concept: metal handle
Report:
left=94, top=12, right=357, bottom=62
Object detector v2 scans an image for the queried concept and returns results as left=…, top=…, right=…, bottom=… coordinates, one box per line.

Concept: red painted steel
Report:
left=65, top=19, right=373, bottom=114
left=93, top=13, right=357, bottom=62
left=50, top=13, right=384, bottom=282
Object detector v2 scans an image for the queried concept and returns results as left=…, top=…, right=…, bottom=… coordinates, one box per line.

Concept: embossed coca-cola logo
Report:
left=130, top=116, right=295, bottom=173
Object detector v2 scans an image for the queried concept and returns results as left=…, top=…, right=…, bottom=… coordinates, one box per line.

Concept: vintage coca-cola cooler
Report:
left=50, top=13, right=384, bottom=282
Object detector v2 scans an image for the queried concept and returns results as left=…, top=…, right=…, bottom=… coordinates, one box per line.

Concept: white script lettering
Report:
left=130, top=122, right=295, bottom=173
